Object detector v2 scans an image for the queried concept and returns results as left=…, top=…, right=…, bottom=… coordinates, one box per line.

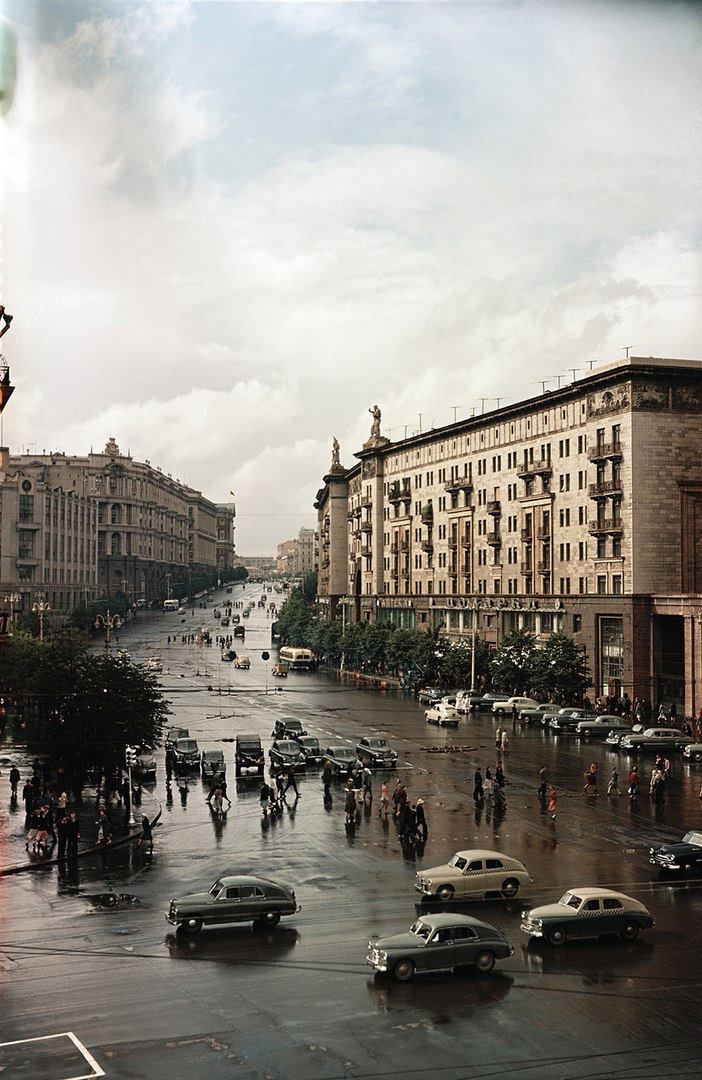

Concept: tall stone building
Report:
left=315, top=356, right=702, bottom=714
left=276, top=527, right=316, bottom=576
left=2, top=438, right=228, bottom=617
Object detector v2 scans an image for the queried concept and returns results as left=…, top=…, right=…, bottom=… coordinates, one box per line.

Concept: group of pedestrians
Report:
left=472, top=763, right=507, bottom=809
left=390, top=780, right=428, bottom=843
left=259, top=767, right=301, bottom=817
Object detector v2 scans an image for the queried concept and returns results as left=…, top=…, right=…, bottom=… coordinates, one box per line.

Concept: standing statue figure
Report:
left=0, top=306, right=13, bottom=340
left=369, top=404, right=381, bottom=438
left=331, top=437, right=340, bottom=466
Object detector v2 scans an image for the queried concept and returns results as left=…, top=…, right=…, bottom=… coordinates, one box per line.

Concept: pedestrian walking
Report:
left=415, top=798, right=428, bottom=840
left=66, top=810, right=80, bottom=856
left=394, top=783, right=407, bottom=820
left=607, top=767, right=621, bottom=796
left=628, top=766, right=639, bottom=801
left=538, top=765, right=547, bottom=798
left=379, top=780, right=390, bottom=818
left=500, top=729, right=509, bottom=753
left=322, top=760, right=333, bottom=799
left=495, top=762, right=505, bottom=788
left=473, top=767, right=484, bottom=804
left=495, top=726, right=502, bottom=751
left=548, top=785, right=558, bottom=819
left=344, top=786, right=357, bottom=825
left=137, top=813, right=154, bottom=852
left=56, top=812, right=68, bottom=858
left=9, top=765, right=20, bottom=797
left=583, top=763, right=598, bottom=797
left=95, top=809, right=112, bottom=846
left=484, top=775, right=495, bottom=806
left=259, top=780, right=271, bottom=816
left=283, top=765, right=299, bottom=799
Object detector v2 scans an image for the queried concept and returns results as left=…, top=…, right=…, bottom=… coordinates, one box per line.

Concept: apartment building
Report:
left=276, top=527, right=316, bottom=576
left=3, top=438, right=224, bottom=616
left=315, top=356, right=702, bottom=713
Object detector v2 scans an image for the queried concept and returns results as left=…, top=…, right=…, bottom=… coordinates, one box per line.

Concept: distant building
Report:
left=315, top=356, right=702, bottom=715
left=3, top=438, right=219, bottom=617
left=276, top=527, right=315, bottom=576
left=234, top=555, right=276, bottom=576
left=215, top=502, right=237, bottom=574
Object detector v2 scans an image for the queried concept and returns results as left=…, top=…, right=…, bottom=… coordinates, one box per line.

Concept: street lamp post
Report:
left=95, top=610, right=122, bottom=655
left=4, top=592, right=21, bottom=628
left=32, top=594, right=50, bottom=641
left=125, top=745, right=137, bottom=827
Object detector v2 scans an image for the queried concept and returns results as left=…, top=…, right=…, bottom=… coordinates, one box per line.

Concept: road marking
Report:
left=0, top=1032, right=105, bottom=1078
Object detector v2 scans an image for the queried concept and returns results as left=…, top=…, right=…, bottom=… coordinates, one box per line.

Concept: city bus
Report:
left=278, top=646, right=315, bottom=671
left=163, top=599, right=180, bottom=612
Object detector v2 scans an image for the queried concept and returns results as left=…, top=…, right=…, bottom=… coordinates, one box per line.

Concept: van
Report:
left=163, top=599, right=180, bottom=612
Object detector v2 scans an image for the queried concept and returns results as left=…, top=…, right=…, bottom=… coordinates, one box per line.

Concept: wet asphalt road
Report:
left=2, top=583, right=702, bottom=1080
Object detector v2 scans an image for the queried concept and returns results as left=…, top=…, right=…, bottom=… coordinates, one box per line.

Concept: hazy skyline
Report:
left=2, top=0, right=700, bottom=553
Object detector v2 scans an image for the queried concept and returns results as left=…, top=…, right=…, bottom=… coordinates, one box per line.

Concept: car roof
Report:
left=214, top=875, right=287, bottom=889
left=203, top=749, right=224, bottom=757
left=562, top=887, right=637, bottom=901
left=416, top=912, right=499, bottom=932
left=450, top=849, right=520, bottom=862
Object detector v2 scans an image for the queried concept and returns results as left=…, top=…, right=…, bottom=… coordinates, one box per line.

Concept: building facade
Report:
left=276, top=527, right=316, bottom=576
left=2, top=438, right=226, bottom=617
left=315, top=356, right=702, bottom=715
left=215, top=502, right=237, bottom=574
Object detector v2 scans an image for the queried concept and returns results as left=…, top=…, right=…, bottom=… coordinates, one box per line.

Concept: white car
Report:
left=492, top=696, right=538, bottom=715
left=682, top=743, right=702, bottom=762
left=146, top=657, right=163, bottom=672
left=425, top=702, right=459, bottom=727
left=415, top=849, right=534, bottom=900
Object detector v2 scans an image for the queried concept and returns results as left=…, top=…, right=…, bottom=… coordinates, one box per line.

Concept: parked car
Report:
left=135, top=744, right=157, bottom=781
left=480, top=693, right=509, bottom=710
left=519, top=703, right=561, bottom=724
left=549, top=711, right=595, bottom=732
left=682, top=743, right=702, bottom=762
left=201, top=748, right=226, bottom=779
left=492, top=696, right=538, bottom=715
left=233, top=624, right=246, bottom=638
left=165, top=726, right=189, bottom=751
left=425, top=702, right=460, bottom=727
left=235, top=733, right=264, bottom=777
left=650, top=830, right=702, bottom=874
left=455, top=691, right=483, bottom=713
left=367, top=912, right=513, bottom=981
left=575, top=715, right=632, bottom=737
left=324, top=745, right=357, bottom=776
left=234, top=655, right=250, bottom=669
left=272, top=718, right=307, bottom=739
left=356, top=735, right=398, bottom=768
left=417, top=687, right=443, bottom=705
left=618, top=727, right=694, bottom=753
left=166, top=874, right=300, bottom=934
left=271, top=662, right=288, bottom=677
left=174, top=738, right=200, bottom=769
left=146, top=657, right=163, bottom=673
left=415, top=849, right=533, bottom=901
left=269, top=740, right=306, bottom=771
left=521, top=888, right=654, bottom=946
left=293, top=735, right=323, bottom=765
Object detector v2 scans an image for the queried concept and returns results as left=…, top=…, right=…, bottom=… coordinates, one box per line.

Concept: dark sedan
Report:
left=367, top=913, right=513, bottom=981
left=323, top=745, right=357, bottom=776
left=356, top=735, right=398, bottom=769
left=269, top=740, right=306, bottom=771
left=650, top=830, right=702, bottom=874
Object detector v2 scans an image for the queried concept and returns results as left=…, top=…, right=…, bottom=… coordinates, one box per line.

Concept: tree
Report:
left=531, top=633, right=591, bottom=702
left=490, top=628, right=538, bottom=692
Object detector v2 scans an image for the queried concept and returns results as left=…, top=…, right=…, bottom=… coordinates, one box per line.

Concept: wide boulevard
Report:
left=1, top=583, right=701, bottom=1080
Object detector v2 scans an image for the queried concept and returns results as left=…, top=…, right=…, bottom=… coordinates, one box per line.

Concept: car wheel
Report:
left=546, top=925, right=566, bottom=946
left=474, top=950, right=496, bottom=973
left=501, top=878, right=519, bottom=898
left=179, top=917, right=203, bottom=934
left=437, top=884, right=455, bottom=902
left=259, top=910, right=281, bottom=927
left=581, top=728, right=592, bottom=737
left=620, top=921, right=640, bottom=941
left=393, top=958, right=415, bottom=982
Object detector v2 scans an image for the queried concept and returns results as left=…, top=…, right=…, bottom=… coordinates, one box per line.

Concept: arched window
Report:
left=111, top=533, right=122, bottom=556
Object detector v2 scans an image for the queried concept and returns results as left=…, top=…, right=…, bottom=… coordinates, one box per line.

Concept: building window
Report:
left=600, top=616, right=624, bottom=696
left=612, top=574, right=622, bottom=594
left=597, top=575, right=607, bottom=594
left=573, top=613, right=582, bottom=631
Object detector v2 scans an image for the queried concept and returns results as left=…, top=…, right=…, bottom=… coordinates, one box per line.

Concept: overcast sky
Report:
left=1, top=0, right=700, bottom=554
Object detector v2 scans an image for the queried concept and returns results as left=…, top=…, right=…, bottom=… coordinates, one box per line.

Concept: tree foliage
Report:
left=531, top=633, right=591, bottom=701
left=488, top=628, right=538, bottom=692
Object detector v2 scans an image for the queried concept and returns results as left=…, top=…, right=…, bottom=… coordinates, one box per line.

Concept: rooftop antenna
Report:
left=622, top=345, right=633, bottom=358
left=479, top=398, right=487, bottom=413
left=418, top=413, right=423, bottom=432
left=553, top=374, right=565, bottom=389
left=403, top=425, right=409, bottom=439
left=569, top=367, right=580, bottom=381
left=585, top=360, right=597, bottom=371
left=450, top=405, right=464, bottom=423
left=536, top=380, right=550, bottom=393
left=494, top=397, right=502, bottom=409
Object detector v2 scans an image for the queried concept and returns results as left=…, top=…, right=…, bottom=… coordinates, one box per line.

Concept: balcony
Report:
left=390, top=566, right=399, bottom=579
left=400, top=539, right=410, bottom=552
left=360, top=545, right=372, bottom=557
left=537, top=526, right=551, bottom=540
left=420, top=504, right=434, bottom=524
left=517, top=458, right=553, bottom=479
left=390, top=542, right=399, bottom=553
left=521, top=529, right=533, bottom=543
left=536, top=561, right=550, bottom=574
left=421, top=540, right=434, bottom=553
left=486, top=500, right=501, bottom=515
left=486, top=532, right=502, bottom=546
left=361, top=497, right=373, bottom=509
left=461, top=536, right=471, bottom=548
left=588, top=518, right=623, bottom=536
left=588, top=479, right=623, bottom=498
left=520, top=562, right=533, bottom=575
left=444, top=477, right=473, bottom=494
left=587, top=441, right=622, bottom=463
left=388, top=483, right=412, bottom=504
left=361, top=520, right=372, bottom=533
left=448, top=536, right=458, bottom=549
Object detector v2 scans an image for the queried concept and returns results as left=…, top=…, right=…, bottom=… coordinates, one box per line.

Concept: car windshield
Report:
left=410, top=920, right=432, bottom=940
left=210, top=880, right=224, bottom=896
left=300, top=738, right=319, bottom=749
left=682, top=831, right=702, bottom=846
left=449, top=854, right=467, bottom=870
left=276, top=741, right=298, bottom=752
left=559, top=892, right=583, bottom=909
left=369, top=739, right=389, bottom=749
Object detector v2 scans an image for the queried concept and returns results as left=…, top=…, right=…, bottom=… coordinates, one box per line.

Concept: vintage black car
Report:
left=521, top=888, right=654, bottom=946
left=293, top=735, right=323, bottom=765
left=166, top=874, right=299, bottom=934
left=356, top=735, right=398, bottom=769
left=269, top=740, right=306, bottom=771
left=235, top=733, right=264, bottom=777
left=323, top=745, right=357, bottom=776
left=650, top=830, right=702, bottom=874
left=367, top=912, right=513, bottom=981
left=201, top=748, right=226, bottom=779
left=272, top=718, right=307, bottom=739
left=165, top=726, right=189, bottom=751
left=174, top=737, right=200, bottom=769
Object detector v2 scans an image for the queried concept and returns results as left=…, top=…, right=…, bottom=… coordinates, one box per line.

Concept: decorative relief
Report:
left=586, top=386, right=631, bottom=418
left=631, top=381, right=668, bottom=410
left=672, top=384, right=702, bottom=412
left=361, top=459, right=376, bottom=478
